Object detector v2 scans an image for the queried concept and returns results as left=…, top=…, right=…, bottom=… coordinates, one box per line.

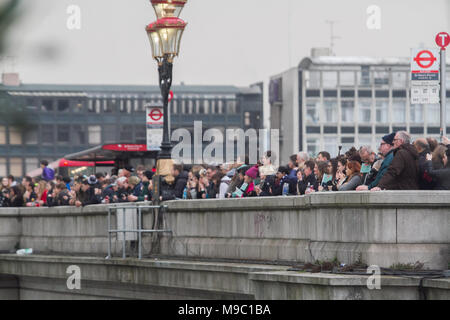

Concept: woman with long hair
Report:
left=8, top=185, right=24, bottom=207
left=338, top=161, right=362, bottom=191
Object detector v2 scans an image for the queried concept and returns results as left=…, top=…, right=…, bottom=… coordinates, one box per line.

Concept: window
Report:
left=426, top=104, right=440, bottom=124
left=120, top=125, right=133, bottom=142
left=42, top=99, right=54, bottom=112
left=411, top=105, right=424, bottom=124
left=171, top=100, right=178, bottom=114
left=103, top=125, right=116, bottom=143
left=0, top=126, right=6, bottom=144
left=209, top=100, right=216, bottom=114
left=305, top=71, right=321, bottom=89
left=88, top=126, right=101, bottom=145
left=57, top=100, right=70, bottom=112
left=341, top=101, right=354, bottom=123
left=323, top=71, right=338, bottom=88
left=42, top=126, right=54, bottom=144
left=10, top=158, right=23, bottom=178
left=359, top=100, right=372, bottom=123
left=104, top=99, right=116, bottom=113
left=392, top=101, right=406, bottom=123
left=24, top=127, right=38, bottom=145
left=89, top=99, right=101, bottom=113
left=324, top=100, right=338, bottom=123
left=358, top=66, right=371, bottom=86
left=135, top=126, right=146, bottom=144
left=227, top=100, right=237, bottom=114
left=324, top=137, right=338, bottom=157
left=72, top=125, right=86, bottom=145
left=373, top=70, right=390, bottom=86
left=57, top=125, right=70, bottom=143
left=306, top=100, right=320, bottom=123
left=217, top=100, right=224, bottom=114
left=25, top=158, right=39, bottom=175
left=393, top=72, right=407, bottom=88
left=25, top=98, right=38, bottom=110
left=376, top=101, right=388, bottom=123
left=74, top=100, right=84, bottom=113
left=341, top=137, right=355, bottom=153
left=447, top=100, right=450, bottom=123
left=0, top=158, right=6, bottom=177
left=340, top=71, right=355, bottom=86
left=307, top=138, right=319, bottom=157
left=9, top=127, right=22, bottom=145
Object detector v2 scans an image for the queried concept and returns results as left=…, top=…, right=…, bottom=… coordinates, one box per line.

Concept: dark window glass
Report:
left=393, top=126, right=407, bottom=132
left=135, top=126, right=146, bottom=144
left=324, top=126, right=337, bottom=134
left=104, top=125, right=116, bottom=143
left=375, top=126, right=389, bottom=134
left=42, top=126, right=54, bottom=144
left=323, top=90, right=337, bottom=98
left=341, top=137, right=355, bottom=144
left=428, top=127, right=440, bottom=134
left=120, top=125, right=133, bottom=142
left=410, top=127, right=424, bottom=134
left=57, top=125, right=70, bottom=142
left=42, top=100, right=54, bottom=112
left=341, top=127, right=355, bottom=134
left=359, top=126, right=372, bottom=134
left=358, top=90, right=372, bottom=98
left=57, top=100, right=70, bottom=112
left=306, top=90, right=320, bottom=97
left=306, top=126, right=321, bottom=134
left=72, top=125, right=86, bottom=145
left=375, top=91, right=389, bottom=98
left=393, top=90, right=407, bottom=98
left=341, top=90, right=355, bottom=98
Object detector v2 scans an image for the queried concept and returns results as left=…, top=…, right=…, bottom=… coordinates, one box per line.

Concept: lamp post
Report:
left=146, top=0, right=187, bottom=191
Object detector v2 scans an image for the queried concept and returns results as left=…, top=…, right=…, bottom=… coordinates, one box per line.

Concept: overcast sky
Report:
left=2, top=0, right=450, bottom=87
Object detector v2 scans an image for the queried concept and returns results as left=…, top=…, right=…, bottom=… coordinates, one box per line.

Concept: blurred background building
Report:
left=0, top=74, right=263, bottom=178
left=270, top=48, right=450, bottom=164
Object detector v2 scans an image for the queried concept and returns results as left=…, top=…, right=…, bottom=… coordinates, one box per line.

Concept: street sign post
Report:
left=411, top=48, right=441, bottom=105
left=436, top=32, right=449, bottom=141
left=146, top=103, right=164, bottom=152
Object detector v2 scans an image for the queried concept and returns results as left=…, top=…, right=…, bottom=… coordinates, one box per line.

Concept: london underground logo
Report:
left=149, top=109, right=163, bottom=122
left=414, top=50, right=437, bottom=69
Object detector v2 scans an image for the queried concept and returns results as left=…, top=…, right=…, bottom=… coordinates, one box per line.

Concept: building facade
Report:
left=0, top=78, right=263, bottom=178
left=270, top=51, right=450, bottom=164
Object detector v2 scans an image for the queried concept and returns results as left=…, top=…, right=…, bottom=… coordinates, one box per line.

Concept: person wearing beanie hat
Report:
left=231, top=165, right=258, bottom=198
left=245, top=166, right=259, bottom=180
left=357, top=133, right=396, bottom=191
left=127, top=176, right=142, bottom=202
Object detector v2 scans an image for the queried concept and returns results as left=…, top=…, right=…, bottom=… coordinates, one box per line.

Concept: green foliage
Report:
left=390, top=261, right=425, bottom=271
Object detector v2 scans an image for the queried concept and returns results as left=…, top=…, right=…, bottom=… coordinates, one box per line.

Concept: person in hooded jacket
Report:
left=172, top=164, right=189, bottom=199
left=373, top=131, right=420, bottom=191
left=424, top=146, right=450, bottom=190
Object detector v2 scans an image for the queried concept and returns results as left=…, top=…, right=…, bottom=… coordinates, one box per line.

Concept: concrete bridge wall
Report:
left=0, top=191, right=448, bottom=269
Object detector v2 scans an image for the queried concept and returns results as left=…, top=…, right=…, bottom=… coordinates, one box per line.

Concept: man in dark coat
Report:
left=172, top=164, right=189, bottom=199
left=297, top=160, right=319, bottom=195
left=374, top=131, right=420, bottom=191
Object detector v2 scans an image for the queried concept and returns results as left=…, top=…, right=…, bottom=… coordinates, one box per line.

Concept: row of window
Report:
left=304, top=69, right=411, bottom=89
left=305, top=99, right=449, bottom=124
left=306, top=135, right=441, bottom=158
left=0, top=157, right=43, bottom=179
left=25, top=98, right=239, bottom=115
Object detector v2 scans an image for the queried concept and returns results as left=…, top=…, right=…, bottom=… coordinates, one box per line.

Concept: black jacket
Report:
left=173, top=171, right=189, bottom=199
left=297, top=174, right=318, bottom=195
left=418, top=151, right=436, bottom=190
left=424, top=161, right=450, bottom=190
left=82, top=186, right=101, bottom=206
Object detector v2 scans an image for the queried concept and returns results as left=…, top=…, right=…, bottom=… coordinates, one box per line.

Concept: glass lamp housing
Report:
left=151, top=0, right=187, bottom=18
left=153, top=17, right=187, bottom=60
left=146, top=22, right=163, bottom=60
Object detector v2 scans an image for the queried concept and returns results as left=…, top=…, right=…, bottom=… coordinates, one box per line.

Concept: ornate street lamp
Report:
left=146, top=0, right=187, bottom=197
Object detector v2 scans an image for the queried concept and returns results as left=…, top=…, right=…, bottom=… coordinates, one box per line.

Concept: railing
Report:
left=106, top=205, right=171, bottom=260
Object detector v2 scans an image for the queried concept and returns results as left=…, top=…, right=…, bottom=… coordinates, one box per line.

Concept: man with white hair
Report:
left=372, top=131, right=419, bottom=191
left=297, top=152, right=309, bottom=170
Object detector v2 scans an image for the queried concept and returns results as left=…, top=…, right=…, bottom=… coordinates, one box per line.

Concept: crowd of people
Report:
left=1, top=131, right=449, bottom=208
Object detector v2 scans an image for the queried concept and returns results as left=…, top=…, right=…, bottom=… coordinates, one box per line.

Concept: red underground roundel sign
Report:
left=414, top=50, right=437, bottom=69
left=149, top=108, right=163, bottom=122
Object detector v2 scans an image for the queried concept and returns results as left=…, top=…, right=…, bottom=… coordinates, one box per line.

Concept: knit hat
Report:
left=382, top=133, right=396, bottom=145
left=245, top=166, right=259, bottom=179
left=87, top=175, right=98, bottom=185
left=143, top=170, right=154, bottom=180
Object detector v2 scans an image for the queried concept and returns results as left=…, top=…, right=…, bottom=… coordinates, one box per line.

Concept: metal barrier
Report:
left=106, top=205, right=171, bottom=260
